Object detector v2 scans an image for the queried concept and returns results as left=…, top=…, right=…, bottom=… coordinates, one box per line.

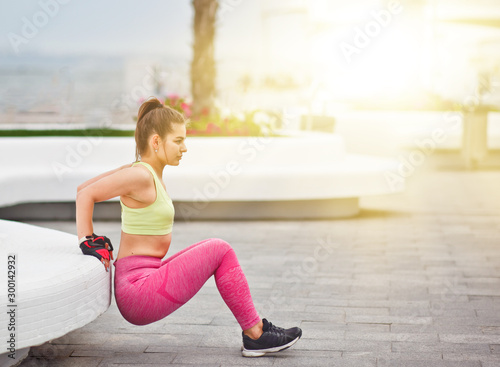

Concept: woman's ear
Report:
left=150, top=134, right=160, bottom=151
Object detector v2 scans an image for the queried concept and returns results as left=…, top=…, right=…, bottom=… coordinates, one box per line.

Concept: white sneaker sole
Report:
left=241, top=335, right=301, bottom=357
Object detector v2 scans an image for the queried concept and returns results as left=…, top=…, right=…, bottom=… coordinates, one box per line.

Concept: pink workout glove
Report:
left=79, top=233, right=114, bottom=271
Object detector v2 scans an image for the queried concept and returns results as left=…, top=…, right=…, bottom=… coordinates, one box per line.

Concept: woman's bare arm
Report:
left=76, top=165, right=149, bottom=239
left=77, top=162, right=134, bottom=193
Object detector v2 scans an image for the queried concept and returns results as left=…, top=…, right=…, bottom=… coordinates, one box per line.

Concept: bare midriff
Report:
left=116, top=231, right=172, bottom=260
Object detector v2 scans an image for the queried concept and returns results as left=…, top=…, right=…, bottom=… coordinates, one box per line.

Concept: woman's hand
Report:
left=79, top=234, right=114, bottom=272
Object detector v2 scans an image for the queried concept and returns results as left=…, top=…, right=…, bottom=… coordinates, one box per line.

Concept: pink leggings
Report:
left=113, top=238, right=261, bottom=330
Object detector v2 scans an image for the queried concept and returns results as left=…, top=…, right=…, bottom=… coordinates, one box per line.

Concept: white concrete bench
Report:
left=0, top=219, right=111, bottom=366
left=0, top=132, right=403, bottom=219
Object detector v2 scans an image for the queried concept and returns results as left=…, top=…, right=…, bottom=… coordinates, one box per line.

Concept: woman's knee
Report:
left=210, top=238, right=232, bottom=250
left=212, top=239, right=240, bottom=275
left=204, top=238, right=234, bottom=257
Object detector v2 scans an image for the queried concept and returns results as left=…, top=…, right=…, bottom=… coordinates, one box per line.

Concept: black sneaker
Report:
left=241, top=318, right=302, bottom=357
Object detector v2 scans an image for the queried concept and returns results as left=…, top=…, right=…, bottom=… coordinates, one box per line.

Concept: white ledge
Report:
left=0, top=133, right=404, bottom=218
left=0, top=220, right=111, bottom=363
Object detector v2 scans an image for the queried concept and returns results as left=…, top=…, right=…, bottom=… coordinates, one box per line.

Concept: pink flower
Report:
left=181, top=102, right=192, bottom=117
left=167, top=94, right=179, bottom=106
left=206, top=123, right=221, bottom=134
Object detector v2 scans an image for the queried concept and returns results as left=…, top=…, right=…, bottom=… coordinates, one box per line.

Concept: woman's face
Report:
left=160, top=123, right=187, bottom=166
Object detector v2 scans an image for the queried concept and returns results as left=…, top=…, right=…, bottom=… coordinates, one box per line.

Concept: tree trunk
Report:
left=191, top=0, right=218, bottom=117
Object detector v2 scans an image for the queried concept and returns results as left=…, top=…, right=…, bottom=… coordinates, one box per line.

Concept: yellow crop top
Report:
left=120, top=161, right=175, bottom=235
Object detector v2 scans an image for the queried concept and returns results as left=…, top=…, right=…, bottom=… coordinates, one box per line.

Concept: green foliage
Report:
left=186, top=110, right=265, bottom=136
left=0, top=129, right=134, bottom=137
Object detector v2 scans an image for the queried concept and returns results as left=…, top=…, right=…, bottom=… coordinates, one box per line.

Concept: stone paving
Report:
left=18, top=165, right=500, bottom=367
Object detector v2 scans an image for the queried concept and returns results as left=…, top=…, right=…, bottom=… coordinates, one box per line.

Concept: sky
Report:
left=1, top=0, right=500, bottom=106
left=0, top=1, right=193, bottom=57
left=0, top=0, right=262, bottom=61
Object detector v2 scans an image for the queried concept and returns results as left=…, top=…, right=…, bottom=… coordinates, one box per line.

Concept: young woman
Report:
left=75, top=97, right=302, bottom=357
